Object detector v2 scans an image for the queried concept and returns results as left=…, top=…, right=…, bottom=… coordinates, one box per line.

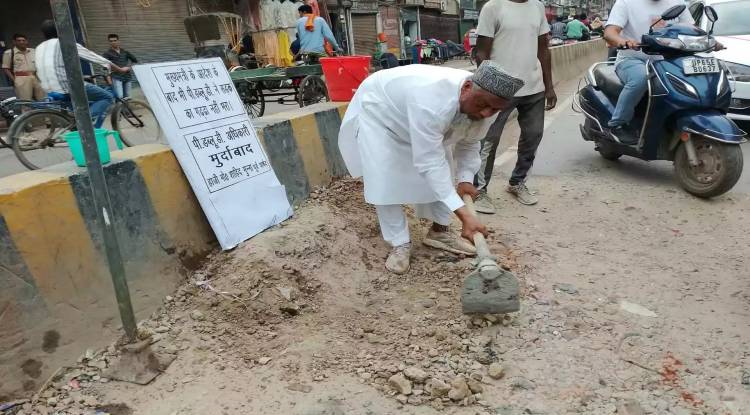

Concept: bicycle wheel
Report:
left=111, top=99, right=163, bottom=147
left=10, top=109, right=75, bottom=170
left=298, top=75, right=329, bottom=107
left=239, top=81, right=264, bottom=118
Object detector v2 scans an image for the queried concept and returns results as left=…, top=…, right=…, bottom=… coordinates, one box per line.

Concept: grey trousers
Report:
left=474, top=92, right=546, bottom=189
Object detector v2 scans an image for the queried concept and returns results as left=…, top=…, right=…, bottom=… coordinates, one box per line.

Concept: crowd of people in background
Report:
left=464, top=12, right=604, bottom=61
left=2, top=28, right=138, bottom=106
left=548, top=13, right=605, bottom=43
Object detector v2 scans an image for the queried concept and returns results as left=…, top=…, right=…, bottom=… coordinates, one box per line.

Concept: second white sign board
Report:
left=134, top=58, right=292, bottom=250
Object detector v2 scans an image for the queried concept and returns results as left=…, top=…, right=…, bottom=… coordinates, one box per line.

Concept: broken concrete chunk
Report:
left=388, top=373, right=412, bottom=395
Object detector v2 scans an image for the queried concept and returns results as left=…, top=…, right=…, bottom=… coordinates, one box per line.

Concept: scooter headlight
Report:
left=655, top=38, right=685, bottom=49
left=677, top=35, right=716, bottom=52
left=724, top=61, right=750, bottom=83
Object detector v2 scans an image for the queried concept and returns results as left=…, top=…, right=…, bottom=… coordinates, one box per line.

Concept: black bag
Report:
left=379, top=53, right=399, bottom=69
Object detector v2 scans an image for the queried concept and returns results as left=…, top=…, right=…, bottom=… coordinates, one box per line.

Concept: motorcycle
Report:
left=574, top=5, right=746, bottom=198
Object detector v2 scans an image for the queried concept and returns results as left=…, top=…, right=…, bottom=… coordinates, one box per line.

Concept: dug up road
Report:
left=14, top=83, right=750, bottom=415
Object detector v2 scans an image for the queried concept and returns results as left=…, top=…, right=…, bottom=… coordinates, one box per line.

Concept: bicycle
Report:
left=7, top=75, right=162, bottom=170
left=0, top=97, right=24, bottom=148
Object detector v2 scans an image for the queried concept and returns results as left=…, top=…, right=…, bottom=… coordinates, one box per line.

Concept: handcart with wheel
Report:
left=230, top=64, right=329, bottom=118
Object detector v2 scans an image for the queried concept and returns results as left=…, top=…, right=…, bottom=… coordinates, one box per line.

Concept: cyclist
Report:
left=35, top=19, right=131, bottom=129
left=296, top=4, right=342, bottom=61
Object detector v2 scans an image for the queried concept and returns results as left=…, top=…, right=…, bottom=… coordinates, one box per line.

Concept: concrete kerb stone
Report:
left=0, top=103, right=348, bottom=399
left=254, top=102, right=349, bottom=205
left=0, top=145, right=215, bottom=399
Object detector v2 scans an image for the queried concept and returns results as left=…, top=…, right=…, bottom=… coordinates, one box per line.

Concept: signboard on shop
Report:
left=462, top=9, right=479, bottom=20
left=134, top=58, right=292, bottom=250
left=351, top=0, right=379, bottom=12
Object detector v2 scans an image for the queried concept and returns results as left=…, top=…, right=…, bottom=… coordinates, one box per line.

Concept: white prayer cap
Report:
left=472, top=61, right=524, bottom=99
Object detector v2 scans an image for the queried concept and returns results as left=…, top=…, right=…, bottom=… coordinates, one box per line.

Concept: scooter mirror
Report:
left=650, top=5, right=687, bottom=33
left=705, top=6, right=718, bottom=22
left=661, top=5, right=687, bottom=20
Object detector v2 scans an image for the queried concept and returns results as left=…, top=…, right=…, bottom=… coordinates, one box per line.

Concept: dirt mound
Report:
left=134, top=177, right=527, bottom=411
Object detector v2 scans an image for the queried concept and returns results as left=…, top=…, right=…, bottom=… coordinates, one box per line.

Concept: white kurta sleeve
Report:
left=454, top=138, right=481, bottom=184
left=407, top=102, right=464, bottom=212
left=76, top=44, right=112, bottom=69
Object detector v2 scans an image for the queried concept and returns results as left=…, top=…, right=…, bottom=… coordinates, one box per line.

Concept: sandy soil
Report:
left=9, top=170, right=750, bottom=415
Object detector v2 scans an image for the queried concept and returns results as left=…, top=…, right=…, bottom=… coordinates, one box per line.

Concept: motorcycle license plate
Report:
left=683, top=57, right=720, bottom=75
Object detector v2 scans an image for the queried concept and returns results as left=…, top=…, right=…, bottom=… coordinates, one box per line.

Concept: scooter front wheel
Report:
left=674, top=137, right=743, bottom=198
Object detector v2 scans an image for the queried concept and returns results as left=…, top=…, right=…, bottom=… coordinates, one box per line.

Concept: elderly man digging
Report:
left=339, top=61, right=523, bottom=274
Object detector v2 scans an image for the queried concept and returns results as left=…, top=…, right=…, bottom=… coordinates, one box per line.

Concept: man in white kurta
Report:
left=339, top=61, right=524, bottom=274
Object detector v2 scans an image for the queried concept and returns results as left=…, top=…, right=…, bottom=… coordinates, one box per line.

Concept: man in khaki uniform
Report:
left=2, top=34, right=46, bottom=101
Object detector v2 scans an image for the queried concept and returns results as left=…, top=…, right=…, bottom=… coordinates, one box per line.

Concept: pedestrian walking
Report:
left=338, top=61, right=523, bottom=274
left=472, top=0, right=556, bottom=211
left=1, top=33, right=46, bottom=101
left=102, top=34, right=138, bottom=99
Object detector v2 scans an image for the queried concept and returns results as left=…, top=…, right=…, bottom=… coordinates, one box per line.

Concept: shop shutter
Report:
left=351, top=13, right=377, bottom=56
left=0, top=0, right=54, bottom=48
left=419, top=10, right=460, bottom=43
left=77, top=0, right=195, bottom=64
left=193, top=0, right=235, bottom=13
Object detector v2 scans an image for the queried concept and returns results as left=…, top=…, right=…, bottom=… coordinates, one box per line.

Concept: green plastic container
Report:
left=63, top=129, right=124, bottom=167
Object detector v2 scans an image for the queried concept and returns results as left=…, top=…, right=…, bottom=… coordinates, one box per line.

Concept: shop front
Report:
left=350, top=0, right=379, bottom=56
left=77, top=0, right=195, bottom=63
left=418, top=8, right=459, bottom=43
left=379, top=5, right=402, bottom=56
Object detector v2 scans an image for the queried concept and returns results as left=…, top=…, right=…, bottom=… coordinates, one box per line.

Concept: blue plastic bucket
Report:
left=63, top=129, right=123, bottom=167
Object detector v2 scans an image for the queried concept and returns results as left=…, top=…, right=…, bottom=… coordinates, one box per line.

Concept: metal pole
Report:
left=347, top=8, right=355, bottom=55
left=50, top=0, right=138, bottom=342
left=397, top=9, right=405, bottom=59
left=416, top=7, right=422, bottom=40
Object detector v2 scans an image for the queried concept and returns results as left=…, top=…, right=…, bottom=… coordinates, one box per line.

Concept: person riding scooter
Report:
left=603, top=0, right=701, bottom=144
left=575, top=5, right=746, bottom=198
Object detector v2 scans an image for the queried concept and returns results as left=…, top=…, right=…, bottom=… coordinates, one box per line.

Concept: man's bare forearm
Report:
left=539, top=45, right=553, bottom=91
left=604, top=26, right=625, bottom=47
left=474, top=36, right=493, bottom=66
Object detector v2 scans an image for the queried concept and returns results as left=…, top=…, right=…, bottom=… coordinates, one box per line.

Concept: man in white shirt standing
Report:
left=604, top=0, right=699, bottom=144
left=472, top=0, right=556, bottom=211
left=338, top=61, right=524, bottom=274
left=35, top=20, right=131, bottom=128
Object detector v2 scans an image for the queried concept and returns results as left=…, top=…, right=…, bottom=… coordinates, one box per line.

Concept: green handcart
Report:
left=230, top=64, right=329, bottom=118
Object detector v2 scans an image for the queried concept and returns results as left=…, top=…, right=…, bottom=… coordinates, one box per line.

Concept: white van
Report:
left=689, top=0, right=750, bottom=129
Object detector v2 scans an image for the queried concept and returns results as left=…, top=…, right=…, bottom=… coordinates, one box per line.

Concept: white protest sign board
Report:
left=134, top=58, right=292, bottom=250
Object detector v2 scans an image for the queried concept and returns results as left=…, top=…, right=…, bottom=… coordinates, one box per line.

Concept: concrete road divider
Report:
left=0, top=104, right=348, bottom=399
left=551, top=38, right=609, bottom=87
left=0, top=145, right=216, bottom=399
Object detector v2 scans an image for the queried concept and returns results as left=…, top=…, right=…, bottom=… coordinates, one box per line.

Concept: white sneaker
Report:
left=386, top=243, right=411, bottom=274
left=423, top=229, right=476, bottom=256
left=474, top=192, right=496, bottom=214
left=506, top=183, right=538, bottom=205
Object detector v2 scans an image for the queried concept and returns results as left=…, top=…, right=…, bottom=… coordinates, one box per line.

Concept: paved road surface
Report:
left=3, top=62, right=748, bottom=198
left=493, top=78, right=750, bottom=196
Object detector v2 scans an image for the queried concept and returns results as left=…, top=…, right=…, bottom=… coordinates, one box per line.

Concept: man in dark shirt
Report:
left=290, top=33, right=301, bottom=59
left=550, top=16, right=567, bottom=39
left=102, top=34, right=137, bottom=98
